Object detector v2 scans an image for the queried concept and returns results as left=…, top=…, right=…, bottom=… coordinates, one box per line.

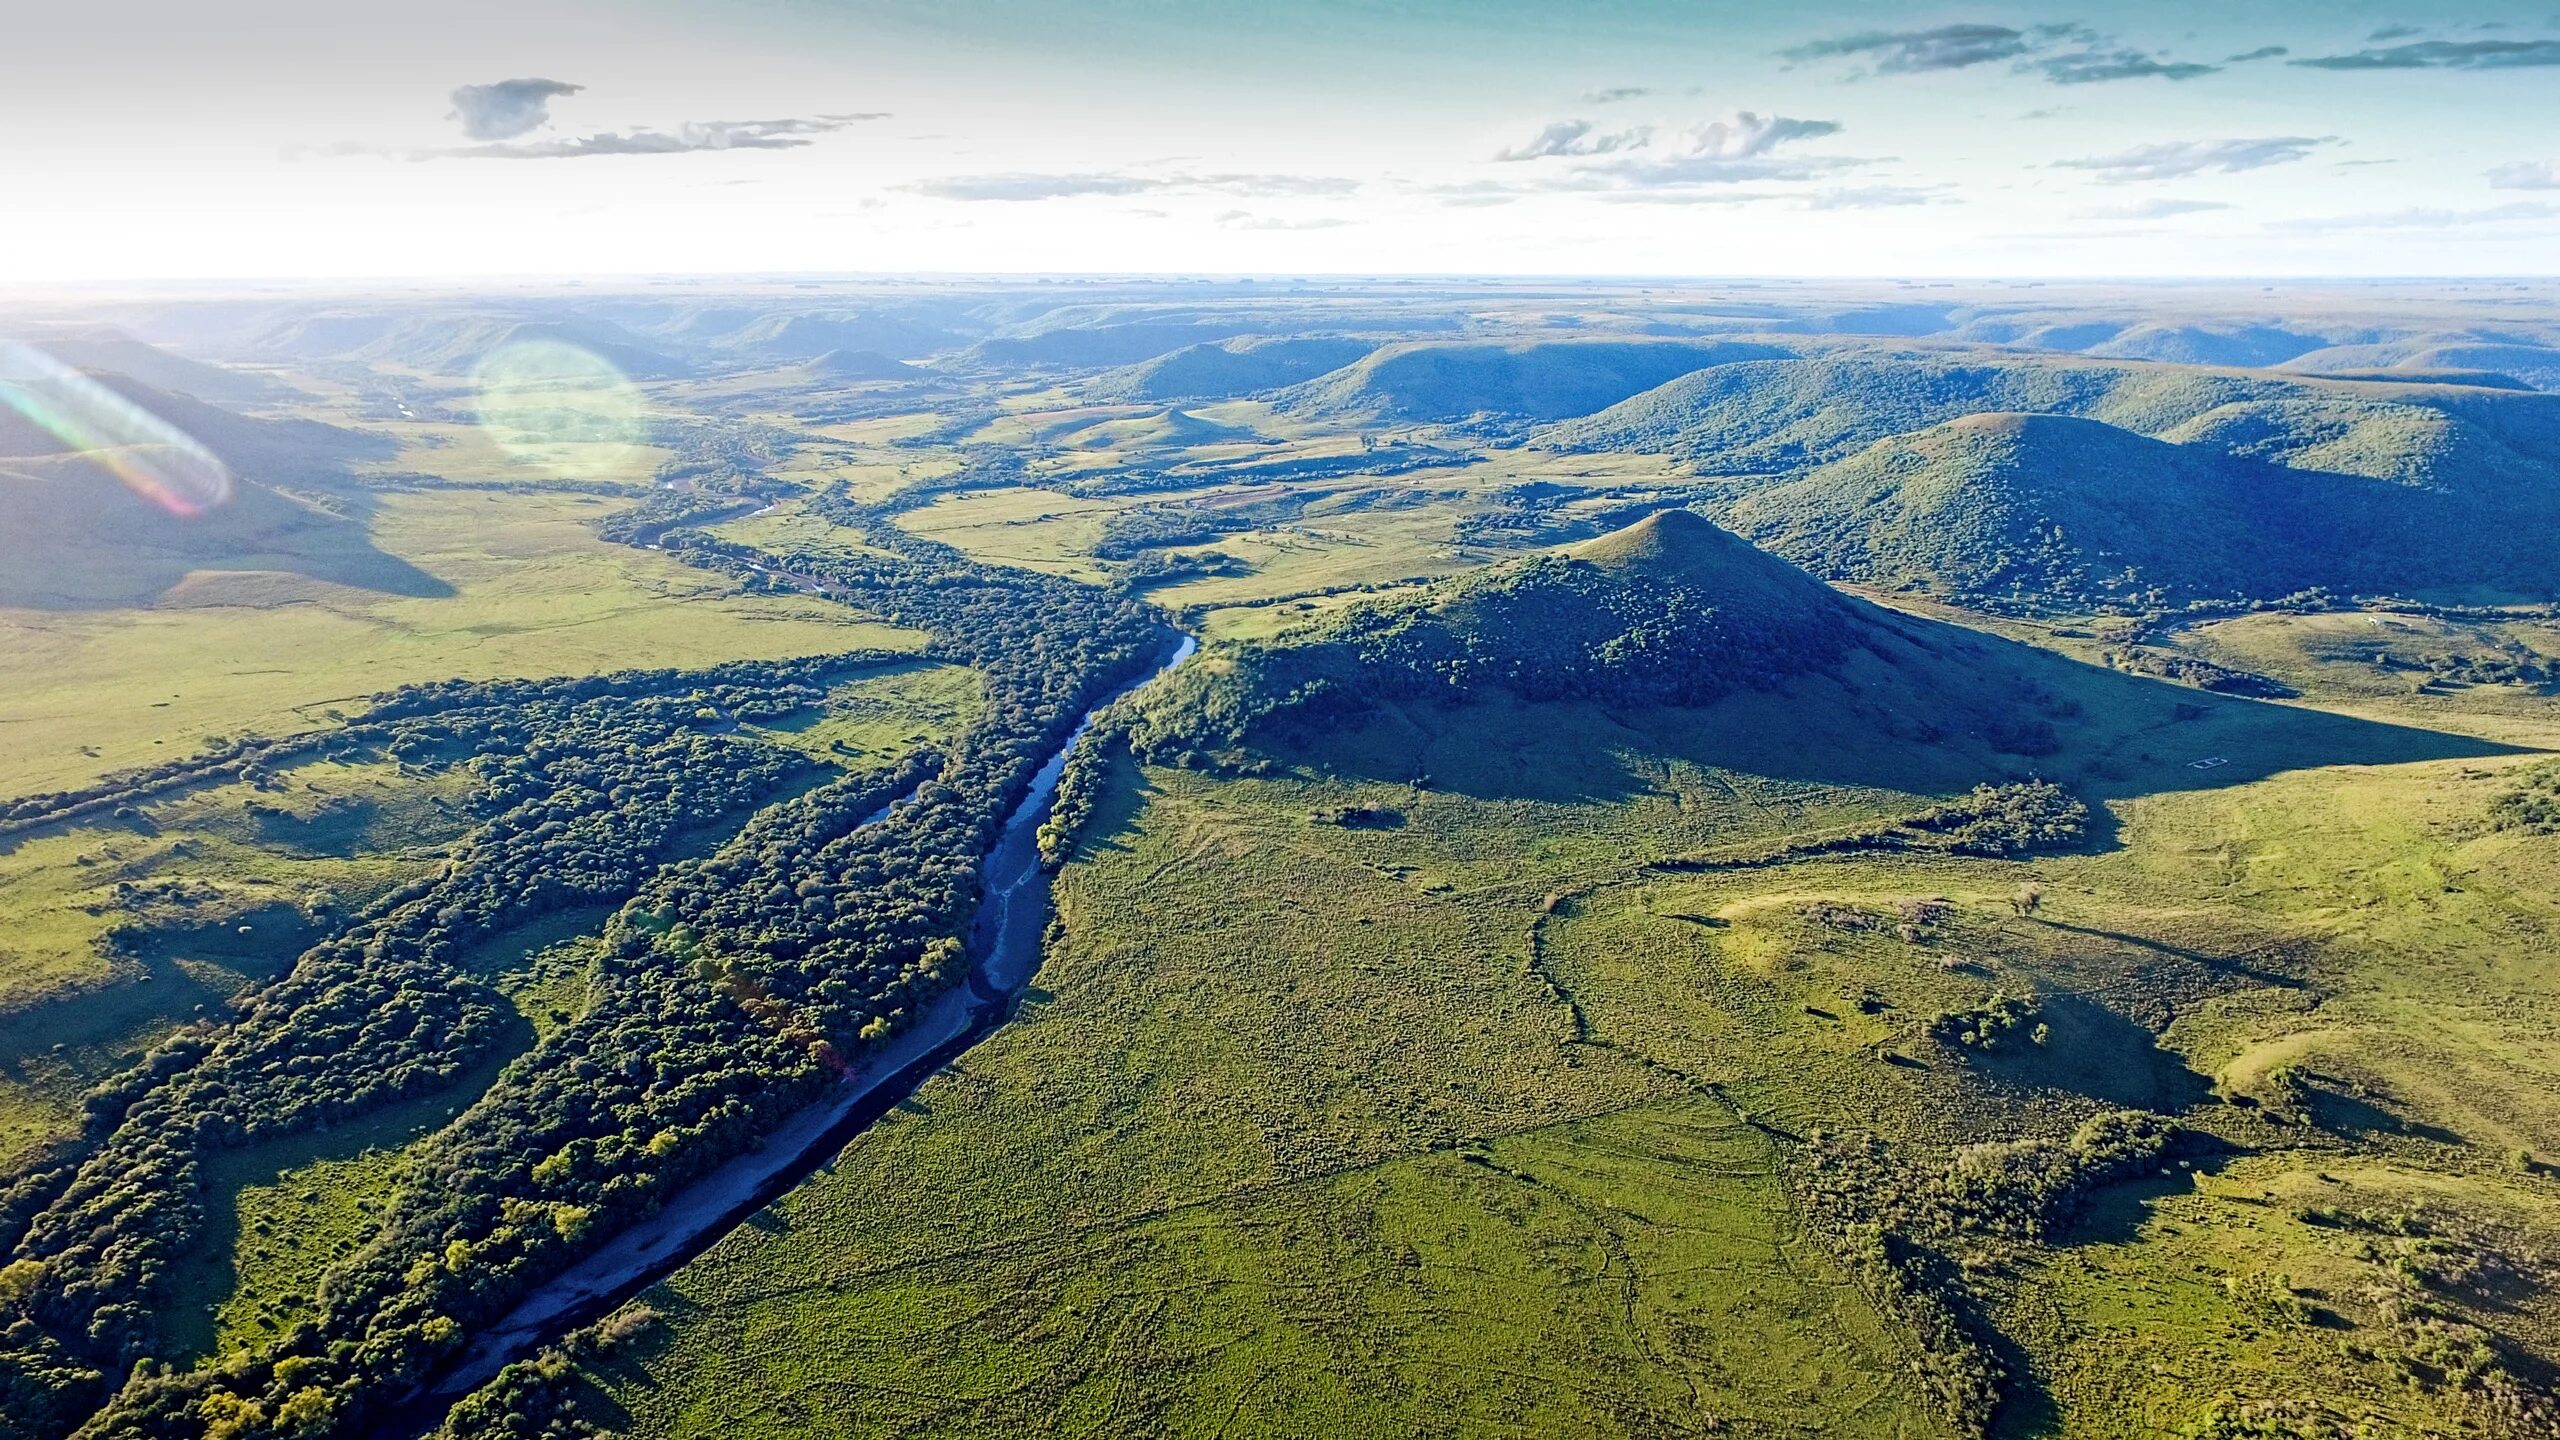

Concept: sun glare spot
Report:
left=470, top=339, right=650, bottom=483
left=0, top=341, right=233, bottom=516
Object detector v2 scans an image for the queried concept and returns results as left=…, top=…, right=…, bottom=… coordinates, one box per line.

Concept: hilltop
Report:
left=1125, top=508, right=2111, bottom=772
left=1274, top=338, right=1794, bottom=424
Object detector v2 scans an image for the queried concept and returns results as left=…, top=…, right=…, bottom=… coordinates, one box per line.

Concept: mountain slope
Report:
left=1275, top=339, right=1794, bottom=424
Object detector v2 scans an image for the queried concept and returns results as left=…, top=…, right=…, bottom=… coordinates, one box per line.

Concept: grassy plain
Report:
left=0, top=488, right=915, bottom=800
left=546, top=598, right=2560, bottom=1438
left=0, top=757, right=474, bottom=1165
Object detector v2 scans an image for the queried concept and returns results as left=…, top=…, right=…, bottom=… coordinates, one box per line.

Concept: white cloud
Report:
left=1494, top=120, right=1647, bottom=161
left=448, top=78, right=582, bottom=141
left=2057, top=136, right=2337, bottom=182
left=906, top=172, right=1359, bottom=202
left=2074, top=197, right=2232, bottom=219
left=2488, top=160, right=2560, bottom=190
left=455, top=115, right=888, bottom=160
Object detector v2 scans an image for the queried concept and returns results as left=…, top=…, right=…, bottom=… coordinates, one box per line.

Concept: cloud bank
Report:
left=2490, top=160, right=2560, bottom=190
left=457, top=115, right=888, bottom=160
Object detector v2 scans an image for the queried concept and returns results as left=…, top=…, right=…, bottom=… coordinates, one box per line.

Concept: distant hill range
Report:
left=1089, top=336, right=1379, bottom=403
left=4, top=327, right=291, bottom=406
left=244, top=313, right=693, bottom=379
left=1273, top=338, right=1796, bottom=424
left=1535, top=354, right=2560, bottom=605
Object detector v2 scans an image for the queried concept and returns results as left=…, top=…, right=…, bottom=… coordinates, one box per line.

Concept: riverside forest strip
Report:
left=0, top=502, right=1168, bottom=1440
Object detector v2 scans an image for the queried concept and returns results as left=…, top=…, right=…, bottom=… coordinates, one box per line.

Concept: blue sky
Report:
left=6, top=0, right=2558, bottom=280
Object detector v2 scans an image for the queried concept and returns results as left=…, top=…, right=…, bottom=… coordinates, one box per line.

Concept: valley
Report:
left=1, top=277, right=2558, bottom=1440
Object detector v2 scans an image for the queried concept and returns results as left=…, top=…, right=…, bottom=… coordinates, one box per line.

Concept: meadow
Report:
left=0, top=488, right=911, bottom=800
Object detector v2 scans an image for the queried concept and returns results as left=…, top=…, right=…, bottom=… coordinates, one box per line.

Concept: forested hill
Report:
left=1717, top=412, right=2378, bottom=609
left=1272, top=338, right=1795, bottom=424
left=1126, top=509, right=1890, bottom=761
left=1541, top=355, right=2560, bottom=605
left=1087, top=336, right=1378, bottom=403
left=1540, top=354, right=2560, bottom=484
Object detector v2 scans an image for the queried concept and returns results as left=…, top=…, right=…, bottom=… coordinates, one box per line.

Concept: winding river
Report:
left=389, top=630, right=1198, bottom=1432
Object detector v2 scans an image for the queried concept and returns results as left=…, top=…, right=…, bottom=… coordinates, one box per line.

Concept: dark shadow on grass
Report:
left=1249, top=599, right=2527, bottom=825
left=1989, top=993, right=2217, bottom=1114
left=2030, top=919, right=2310, bottom=990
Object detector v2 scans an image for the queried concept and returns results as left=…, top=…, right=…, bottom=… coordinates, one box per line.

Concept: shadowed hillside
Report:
left=1127, top=509, right=2516, bottom=803
left=0, top=453, right=451, bottom=608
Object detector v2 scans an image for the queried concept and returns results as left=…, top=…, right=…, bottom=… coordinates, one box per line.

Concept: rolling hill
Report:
left=1087, top=336, right=1378, bottom=402
left=961, top=322, right=1252, bottom=371
left=708, top=313, right=955, bottom=363
left=1543, top=354, right=2560, bottom=486
left=1275, top=338, right=1795, bottom=425
left=2079, top=323, right=2328, bottom=369
left=2283, top=340, right=2560, bottom=393
left=1717, top=413, right=2376, bottom=606
left=795, top=349, right=926, bottom=382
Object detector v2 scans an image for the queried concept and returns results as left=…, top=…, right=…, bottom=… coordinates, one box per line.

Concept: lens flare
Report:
left=471, top=339, right=649, bottom=483
left=0, top=342, right=233, bottom=516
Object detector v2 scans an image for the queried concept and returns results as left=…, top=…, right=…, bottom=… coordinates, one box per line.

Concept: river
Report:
left=386, top=629, right=1197, bottom=1434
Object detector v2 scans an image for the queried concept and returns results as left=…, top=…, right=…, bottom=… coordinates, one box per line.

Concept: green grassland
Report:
left=0, top=487, right=914, bottom=800
left=0, top=757, right=475, bottom=1165
left=540, top=581, right=2559, bottom=1438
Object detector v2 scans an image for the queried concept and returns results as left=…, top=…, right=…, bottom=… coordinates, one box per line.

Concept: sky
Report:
left=7, top=0, right=2560, bottom=281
